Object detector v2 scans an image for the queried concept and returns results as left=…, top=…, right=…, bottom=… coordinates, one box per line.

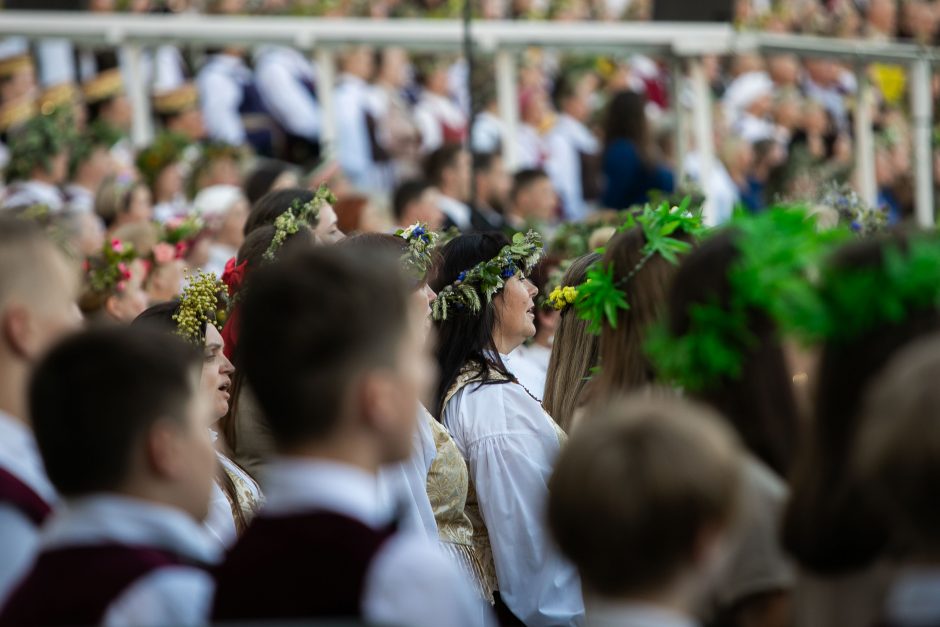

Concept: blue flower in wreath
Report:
left=501, top=266, right=516, bottom=279
left=413, top=226, right=426, bottom=237
left=457, top=271, right=467, bottom=282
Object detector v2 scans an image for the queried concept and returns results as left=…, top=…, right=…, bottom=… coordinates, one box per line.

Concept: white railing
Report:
left=0, top=11, right=936, bottom=225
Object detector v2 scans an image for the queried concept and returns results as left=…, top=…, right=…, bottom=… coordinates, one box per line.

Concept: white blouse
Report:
left=444, top=360, right=584, bottom=627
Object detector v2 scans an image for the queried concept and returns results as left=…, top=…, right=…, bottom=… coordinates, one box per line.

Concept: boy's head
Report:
left=30, top=327, right=216, bottom=521
left=424, top=145, right=470, bottom=203
left=0, top=218, right=81, bottom=367
left=855, top=334, right=940, bottom=557
left=510, top=169, right=556, bottom=223
left=238, top=247, right=432, bottom=464
left=549, top=396, right=743, bottom=601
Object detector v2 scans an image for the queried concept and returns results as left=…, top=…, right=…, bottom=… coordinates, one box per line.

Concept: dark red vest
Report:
left=0, top=544, right=194, bottom=627
left=0, top=467, right=52, bottom=526
left=211, top=511, right=396, bottom=621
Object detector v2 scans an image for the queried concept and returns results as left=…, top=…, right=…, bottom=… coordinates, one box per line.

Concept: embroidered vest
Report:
left=0, top=467, right=51, bottom=526
left=211, top=511, right=396, bottom=621
left=439, top=364, right=567, bottom=608
left=0, top=544, right=193, bottom=627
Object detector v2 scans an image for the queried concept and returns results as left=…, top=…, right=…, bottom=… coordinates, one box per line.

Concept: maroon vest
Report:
left=0, top=467, right=52, bottom=526
left=0, top=544, right=194, bottom=627
left=212, top=511, right=396, bottom=621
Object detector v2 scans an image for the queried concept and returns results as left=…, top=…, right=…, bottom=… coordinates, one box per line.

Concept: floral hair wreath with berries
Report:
left=396, top=222, right=439, bottom=281
left=431, top=230, right=544, bottom=322
left=566, top=198, right=707, bottom=334
left=173, top=270, right=230, bottom=345
left=263, top=184, right=337, bottom=262
left=85, top=238, right=137, bottom=295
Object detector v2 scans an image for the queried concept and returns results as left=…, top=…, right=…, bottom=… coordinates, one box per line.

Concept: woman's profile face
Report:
left=201, top=324, right=235, bottom=422
left=493, top=273, right=538, bottom=353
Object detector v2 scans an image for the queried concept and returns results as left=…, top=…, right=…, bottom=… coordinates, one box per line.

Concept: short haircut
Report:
left=423, top=144, right=463, bottom=187
left=510, top=168, right=549, bottom=202
left=238, top=247, right=412, bottom=448
left=30, top=326, right=201, bottom=496
left=244, top=160, right=297, bottom=207
left=854, top=334, right=940, bottom=554
left=472, top=151, right=498, bottom=175
left=549, top=396, right=742, bottom=596
left=393, top=179, right=433, bottom=221
left=0, top=217, right=61, bottom=309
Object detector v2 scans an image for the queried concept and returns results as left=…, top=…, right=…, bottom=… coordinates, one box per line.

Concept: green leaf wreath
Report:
left=644, top=206, right=848, bottom=392
left=432, top=230, right=544, bottom=322
left=573, top=198, right=706, bottom=334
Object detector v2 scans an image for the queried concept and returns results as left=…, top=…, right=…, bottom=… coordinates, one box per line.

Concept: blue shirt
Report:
left=601, top=139, right=675, bottom=210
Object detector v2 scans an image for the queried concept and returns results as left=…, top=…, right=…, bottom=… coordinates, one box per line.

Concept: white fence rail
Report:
left=0, top=12, right=936, bottom=224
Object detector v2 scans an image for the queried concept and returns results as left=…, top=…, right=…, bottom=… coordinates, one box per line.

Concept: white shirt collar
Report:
left=436, top=194, right=472, bottom=230
left=261, top=457, right=391, bottom=527
left=42, top=494, right=221, bottom=565
left=0, top=410, right=57, bottom=504
left=586, top=600, right=698, bottom=627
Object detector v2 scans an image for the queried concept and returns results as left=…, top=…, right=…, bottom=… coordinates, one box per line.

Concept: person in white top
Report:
left=2, top=114, right=69, bottom=212
left=335, top=47, right=389, bottom=192
left=0, top=327, right=221, bottom=626
left=254, top=46, right=321, bottom=151
left=546, top=71, right=601, bottom=220
left=342, top=229, right=443, bottom=541
left=414, top=56, right=467, bottom=154
left=548, top=397, right=745, bottom=627
left=430, top=231, right=585, bottom=626
left=212, top=244, right=484, bottom=626
left=132, top=278, right=264, bottom=550
left=425, top=145, right=474, bottom=231
left=0, top=218, right=81, bottom=605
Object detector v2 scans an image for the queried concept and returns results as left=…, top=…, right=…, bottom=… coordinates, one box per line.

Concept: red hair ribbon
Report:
left=221, top=257, right=248, bottom=298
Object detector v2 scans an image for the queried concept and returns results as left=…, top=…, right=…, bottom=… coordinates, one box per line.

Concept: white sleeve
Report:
left=334, top=85, right=370, bottom=187
left=103, top=566, right=214, bottom=627
left=465, top=395, right=585, bottom=626
left=415, top=106, right=443, bottom=154
left=0, top=505, right=40, bottom=606
left=545, top=133, right=578, bottom=220
left=363, top=534, right=489, bottom=627
left=255, top=58, right=321, bottom=141
left=197, top=70, right=245, bottom=146
left=153, top=46, right=186, bottom=93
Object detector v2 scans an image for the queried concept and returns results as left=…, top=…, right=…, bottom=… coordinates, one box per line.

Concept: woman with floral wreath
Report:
left=430, top=230, right=584, bottom=627
left=132, top=271, right=262, bottom=548
left=79, top=238, right=149, bottom=324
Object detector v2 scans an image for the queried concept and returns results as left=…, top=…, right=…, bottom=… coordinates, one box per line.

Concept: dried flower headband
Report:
left=173, top=270, right=230, bottom=345
left=263, top=185, right=337, bottom=262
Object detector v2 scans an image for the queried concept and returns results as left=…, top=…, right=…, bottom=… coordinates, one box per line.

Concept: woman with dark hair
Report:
left=600, top=90, right=674, bottom=209
left=650, top=227, right=800, bottom=627
left=243, top=159, right=299, bottom=206
left=782, top=233, right=940, bottom=627
left=542, top=252, right=601, bottom=433
left=218, top=222, right=316, bottom=478
left=430, top=231, right=584, bottom=626
left=132, top=276, right=262, bottom=548
left=244, top=186, right=345, bottom=243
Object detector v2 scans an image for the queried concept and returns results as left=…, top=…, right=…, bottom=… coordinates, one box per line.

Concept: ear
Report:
left=145, top=420, right=186, bottom=481
left=1, top=304, right=37, bottom=360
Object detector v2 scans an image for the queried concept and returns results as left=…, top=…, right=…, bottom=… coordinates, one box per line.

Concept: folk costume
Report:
left=0, top=495, right=219, bottom=627
left=0, top=410, right=57, bottom=606
left=431, top=231, right=585, bottom=626
left=173, top=272, right=263, bottom=547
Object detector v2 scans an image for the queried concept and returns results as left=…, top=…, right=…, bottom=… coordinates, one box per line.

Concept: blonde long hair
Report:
left=543, top=252, right=602, bottom=433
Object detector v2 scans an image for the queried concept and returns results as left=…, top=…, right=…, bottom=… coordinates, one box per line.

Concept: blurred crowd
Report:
left=0, top=0, right=938, bottom=264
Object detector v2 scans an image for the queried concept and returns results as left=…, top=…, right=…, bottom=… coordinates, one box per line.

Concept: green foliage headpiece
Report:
left=644, top=207, right=847, bottom=392
left=136, top=132, right=190, bottom=190
left=572, top=198, right=707, bottom=334
left=432, top=230, right=544, bottom=322
left=792, top=233, right=940, bottom=346
left=85, top=238, right=138, bottom=296
left=6, top=112, right=70, bottom=183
